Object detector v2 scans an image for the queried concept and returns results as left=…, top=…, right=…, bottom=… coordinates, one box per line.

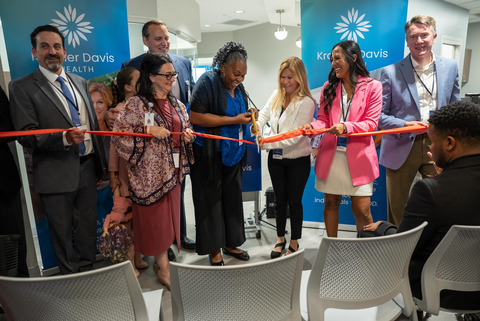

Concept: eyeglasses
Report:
left=155, top=71, right=179, bottom=80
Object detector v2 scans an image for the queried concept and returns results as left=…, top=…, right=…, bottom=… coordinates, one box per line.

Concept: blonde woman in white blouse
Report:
left=255, top=57, right=315, bottom=258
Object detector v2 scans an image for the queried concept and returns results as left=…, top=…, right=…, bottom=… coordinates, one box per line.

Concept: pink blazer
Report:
left=310, top=76, right=382, bottom=186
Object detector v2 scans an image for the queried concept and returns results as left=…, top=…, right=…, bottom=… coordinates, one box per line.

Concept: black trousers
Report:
left=190, top=144, right=245, bottom=255
left=268, top=152, right=310, bottom=240
left=40, top=157, right=97, bottom=274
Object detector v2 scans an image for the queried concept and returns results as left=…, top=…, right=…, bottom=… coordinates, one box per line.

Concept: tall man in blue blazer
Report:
left=9, top=25, right=108, bottom=274
left=119, top=20, right=196, bottom=256
left=378, top=15, right=460, bottom=226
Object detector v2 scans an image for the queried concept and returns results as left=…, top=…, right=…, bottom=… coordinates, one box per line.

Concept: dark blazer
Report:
left=122, top=53, right=195, bottom=106
left=397, top=153, right=480, bottom=309
left=8, top=68, right=107, bottom=194
left=0, top=86, right=21, bottom=198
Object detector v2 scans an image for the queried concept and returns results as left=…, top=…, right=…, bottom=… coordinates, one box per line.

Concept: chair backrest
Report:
left=417, top=225, right=480, bottom=314
left=0, top=261, right=150, bottom=321
left=170, top=249, right=305, bottom=321
left=306, top=222, right=427, bottom=321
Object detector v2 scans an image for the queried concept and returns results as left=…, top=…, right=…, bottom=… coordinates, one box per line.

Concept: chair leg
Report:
left=410, top=306, right=419, bottom=321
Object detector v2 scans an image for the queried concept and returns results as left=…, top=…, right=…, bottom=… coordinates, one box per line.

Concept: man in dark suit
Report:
left=378, top=15, right=460, bottom=226
left=9, top=25, right=107, bottom=274
left=113, top=20, right=196, bottom=256
left=364, top=101, right=480, bottom=310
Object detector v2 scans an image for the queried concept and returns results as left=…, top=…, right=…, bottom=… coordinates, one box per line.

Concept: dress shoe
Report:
left=222, top=247, right=250, bottom=261
left=167, top=248, right=176, bottom=261
left=271, top=238, right=287, bottom=259
left=180, top=236, right=196, bottom=250
left=153, top=262, right=170, bottom=291
left=286, top=242, right=299, bottom=255
left=135, top=260, right=149, bottom=270
left=209, top=254, right=224, bottom=266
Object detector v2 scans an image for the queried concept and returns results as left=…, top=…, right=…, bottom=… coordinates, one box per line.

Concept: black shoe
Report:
left=180, top=236, right=196, bottom=250
left=271, top=238, right=287, bottom=259
left=222, top=247, right=250, bottom=261
left=287, top=242, right=299, bottom=255
left=167, top=248, right=175, bottom=261
left=209, top=254, right=224, bottom=266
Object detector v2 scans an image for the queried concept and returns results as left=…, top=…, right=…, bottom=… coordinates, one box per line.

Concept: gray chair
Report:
left=301, top=222, right=427, bottom=321
left=413, top=225, right=480, bottom=316
left=170, top=249, right=304, bottom=321
left=0, top=260, right=164, bottom=321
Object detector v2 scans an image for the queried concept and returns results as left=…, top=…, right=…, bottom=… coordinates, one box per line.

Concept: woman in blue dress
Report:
left=190, top=41, right=256, bottom=265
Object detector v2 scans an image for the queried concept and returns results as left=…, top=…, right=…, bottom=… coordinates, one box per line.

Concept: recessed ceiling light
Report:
left=234, top=10, right=245, bottom=14
left=204, top=24, right=212, bottom=27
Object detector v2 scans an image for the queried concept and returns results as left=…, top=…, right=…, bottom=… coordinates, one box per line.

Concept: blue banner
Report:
left=301, top=0, right=408, bottom=91
left=301, top=0, right=408, bottom=226
left=0, top=0, right=130, bottom=80
left=241, top=124, right=262, bottom=192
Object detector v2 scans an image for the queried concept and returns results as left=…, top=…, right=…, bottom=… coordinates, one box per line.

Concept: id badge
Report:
left=144, top=113, right=154, bottom=126
left=272, top=149, right=283, bottom=160
left=239, top=126, right=243, bottom=146
left=78, top=125, right=91, bottom=141
left=173, top=148, right=180, bottom=168
left=336, top=137, right=347, bottom=151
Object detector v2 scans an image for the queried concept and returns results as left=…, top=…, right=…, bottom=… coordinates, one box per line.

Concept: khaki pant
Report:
left=386, top=134, right=437, bottom=226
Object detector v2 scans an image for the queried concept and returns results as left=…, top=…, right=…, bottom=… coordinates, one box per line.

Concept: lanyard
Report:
left=341, top=87, right=354, bottom=122
left=411, top=59, right=436, bottom=97
left=277, top=108, right=285, bottom=133
left=50, top=77, right=79, bottom=111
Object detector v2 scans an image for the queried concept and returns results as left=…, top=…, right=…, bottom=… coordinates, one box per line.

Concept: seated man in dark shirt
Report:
left=361, top=101, right=480, bottom=312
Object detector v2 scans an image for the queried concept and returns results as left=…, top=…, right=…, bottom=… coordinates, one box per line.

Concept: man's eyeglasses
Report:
left=155, top=72, right=179, bottom=80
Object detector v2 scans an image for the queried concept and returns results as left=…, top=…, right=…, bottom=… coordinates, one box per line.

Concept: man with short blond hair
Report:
left=378, top=15, right=460, bottom=226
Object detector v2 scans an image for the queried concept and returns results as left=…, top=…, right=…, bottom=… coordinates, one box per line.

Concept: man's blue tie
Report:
left=56, top=76, right=86, bottom=155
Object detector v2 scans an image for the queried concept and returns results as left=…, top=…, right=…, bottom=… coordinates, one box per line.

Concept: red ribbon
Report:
left=0, top=124, right=429, bottom=146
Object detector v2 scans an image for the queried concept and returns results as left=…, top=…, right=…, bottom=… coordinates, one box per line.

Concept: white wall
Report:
left=157, top=0, right=201, bottom=41
left=197, top=32, right=234, bottom=58
left=198, top=23, right=301, bottom=110
left=406, top=0, right=469, bottom=85
left=127, top=0, right=158, bottom=23
left=461, top=22, right=480, bottom=96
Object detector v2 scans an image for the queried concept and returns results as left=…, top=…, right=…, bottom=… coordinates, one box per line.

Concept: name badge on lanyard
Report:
left=145, top=113, right=154, bottom=126
left=239, top=125, right=243, bottom=146
left=337, top=87, right=353, bottom=151
left=272, top=148, right=283, bottom=160
left=173, top=147, right=180, bottom=168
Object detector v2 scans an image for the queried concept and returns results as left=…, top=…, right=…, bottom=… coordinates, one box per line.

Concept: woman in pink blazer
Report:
left=302, top=40, right=382, bottom=237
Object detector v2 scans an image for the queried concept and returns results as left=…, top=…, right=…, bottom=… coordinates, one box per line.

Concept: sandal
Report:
left=271, top=238, right=287, bottom=259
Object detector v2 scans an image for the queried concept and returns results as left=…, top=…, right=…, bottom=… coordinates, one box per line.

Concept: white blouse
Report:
left=256, top=90, right=316, bottom=159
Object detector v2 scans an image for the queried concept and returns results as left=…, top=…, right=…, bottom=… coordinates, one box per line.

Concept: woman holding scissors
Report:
left=255, top=57, right=315, bottom=258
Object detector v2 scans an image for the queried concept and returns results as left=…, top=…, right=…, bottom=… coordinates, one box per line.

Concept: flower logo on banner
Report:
left=334, top=8, right=372, bottom=42
left=50, top=5, right=94, bottom=48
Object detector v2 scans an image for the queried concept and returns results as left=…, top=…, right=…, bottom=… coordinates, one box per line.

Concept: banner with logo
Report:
left=301, top=0, right=408, bottom=227
left=242, top=124, right=262, bottom=192
left=0, top=0, right=130, bottom=80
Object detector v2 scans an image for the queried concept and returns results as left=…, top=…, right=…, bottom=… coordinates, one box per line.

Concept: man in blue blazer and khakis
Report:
left=116, top=20, right=196, bottom=259
left=378, top=15, right=460, bottom=226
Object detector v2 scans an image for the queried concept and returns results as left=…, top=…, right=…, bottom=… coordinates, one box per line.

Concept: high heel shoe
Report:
left=209, top=254, right=224, bottom=266
left=286, top=242, right=299, bottom=255
left=271, top=238, right=287, bottom=259
left=153, top=262, right=171, bottom=290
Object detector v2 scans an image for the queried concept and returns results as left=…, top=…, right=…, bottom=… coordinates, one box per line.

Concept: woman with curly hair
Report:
left=254, top=57, right=315, bottom=258
left=301, top=40, right=382, bottom=237
left=112, top=53, right=195, bottom=289
left=190, top=41, right=257, bottom=265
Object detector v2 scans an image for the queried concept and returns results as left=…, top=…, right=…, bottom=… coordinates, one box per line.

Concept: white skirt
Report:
left=315, top=150, right=373, bottom=196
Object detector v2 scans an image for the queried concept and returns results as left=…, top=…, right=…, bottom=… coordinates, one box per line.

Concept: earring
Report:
left=150, top=84, right=156, bottom=95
